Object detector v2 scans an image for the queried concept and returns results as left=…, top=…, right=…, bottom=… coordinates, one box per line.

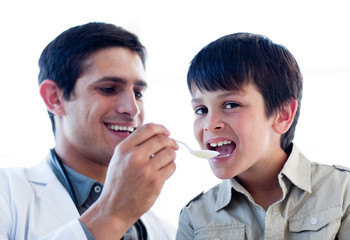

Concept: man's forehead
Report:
left=82, top=47, right=145, bottom=71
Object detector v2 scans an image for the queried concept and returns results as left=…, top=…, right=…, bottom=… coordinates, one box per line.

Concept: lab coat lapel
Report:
left=27, top=157, right=80, bottom=223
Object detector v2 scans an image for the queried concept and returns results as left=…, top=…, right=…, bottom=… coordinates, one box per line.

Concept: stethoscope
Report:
left=48, top=148, right=80, bottom=213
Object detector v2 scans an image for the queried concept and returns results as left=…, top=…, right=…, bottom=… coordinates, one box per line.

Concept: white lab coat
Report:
left=0, top=155, right=176, bottom=240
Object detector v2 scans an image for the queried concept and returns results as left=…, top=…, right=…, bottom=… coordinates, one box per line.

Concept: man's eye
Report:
left=135, top=91, right=143, bottom=99
left=99, top=87, right=116, bottom=95
left=194, top=107, right=208, bottom=115
left=224, top=102, right=240, bottom=109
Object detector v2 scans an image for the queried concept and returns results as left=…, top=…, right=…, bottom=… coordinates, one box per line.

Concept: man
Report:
left=0, top=22, right=178, bottom=239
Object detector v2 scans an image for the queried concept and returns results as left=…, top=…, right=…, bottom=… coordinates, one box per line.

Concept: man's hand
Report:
left=80, top=123, right=178, bottom=239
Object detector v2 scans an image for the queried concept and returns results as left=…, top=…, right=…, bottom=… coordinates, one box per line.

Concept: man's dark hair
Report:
left=187, top=32, right=303, bottom=152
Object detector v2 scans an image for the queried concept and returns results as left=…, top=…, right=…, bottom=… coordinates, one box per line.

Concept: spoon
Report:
left=175, top=139, right=220, bottom=159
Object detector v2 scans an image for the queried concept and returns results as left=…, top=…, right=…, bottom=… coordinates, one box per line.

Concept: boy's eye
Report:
left=224, top=102, right=240, bottom=109
left=194, top=106, right=208, bottom=115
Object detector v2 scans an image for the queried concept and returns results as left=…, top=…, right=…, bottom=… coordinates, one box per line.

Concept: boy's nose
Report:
left=203, top=113, right=225, bottom=132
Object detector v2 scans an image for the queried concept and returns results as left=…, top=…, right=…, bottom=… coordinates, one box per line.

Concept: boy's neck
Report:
left=236, top=148, right=288, bottom=210
left=247, top=182, right=283, bottom=211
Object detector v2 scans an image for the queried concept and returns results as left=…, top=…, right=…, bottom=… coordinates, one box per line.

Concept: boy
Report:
left=176, top=33, right=350, bottom=239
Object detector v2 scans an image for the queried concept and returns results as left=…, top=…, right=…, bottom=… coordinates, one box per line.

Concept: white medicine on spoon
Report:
left=175, top=140, right=220, bottom=159
left=191, top=150, right=220, bottom=159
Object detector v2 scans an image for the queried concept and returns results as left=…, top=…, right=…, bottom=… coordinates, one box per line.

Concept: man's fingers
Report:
left=127, top=123, right=170, bottom=147
left=145, top=134, right=178, bottom=158
left=151, top=146, right=177, bottom=170
left=158, top=158, right=177, bottom=181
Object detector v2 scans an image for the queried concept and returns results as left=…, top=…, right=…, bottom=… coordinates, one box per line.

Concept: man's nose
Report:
left=115, top=90, right=140, bottom=117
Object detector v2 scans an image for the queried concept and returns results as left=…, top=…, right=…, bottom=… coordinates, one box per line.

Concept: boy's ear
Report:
left=39, top=79, right=65, bottom=116
left=272, top=98, right=298, bottom=134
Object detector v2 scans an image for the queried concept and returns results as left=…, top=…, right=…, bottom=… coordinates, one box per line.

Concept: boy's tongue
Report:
left=215, top=143, right=236, bottom=156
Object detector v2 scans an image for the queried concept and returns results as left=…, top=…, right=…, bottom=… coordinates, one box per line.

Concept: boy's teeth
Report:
left=210, top=140, right=231, bottom=147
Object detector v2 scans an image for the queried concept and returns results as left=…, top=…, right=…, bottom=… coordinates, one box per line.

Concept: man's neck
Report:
left=54, top=146, right=108, bottom=183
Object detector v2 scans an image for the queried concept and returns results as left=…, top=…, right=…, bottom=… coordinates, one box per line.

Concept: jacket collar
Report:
left=26, top=154, right=79, bottom=222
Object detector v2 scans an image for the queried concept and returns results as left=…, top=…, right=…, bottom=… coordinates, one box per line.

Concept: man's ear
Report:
left=39, top=79, right=65, bottom=116
left=272, top=98, right=298, bottom=134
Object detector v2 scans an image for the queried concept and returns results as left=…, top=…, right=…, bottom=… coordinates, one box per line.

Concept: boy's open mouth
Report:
left=208, top=140, right=236, bottom=158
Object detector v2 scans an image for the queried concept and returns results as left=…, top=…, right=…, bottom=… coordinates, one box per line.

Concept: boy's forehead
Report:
left=190, top=82, right=266, bottom=106
left=190, top=82, right=258, bottom=96
left=188, top=75, right=254, bottom=94
left=190, top=87, right=242, bottom=102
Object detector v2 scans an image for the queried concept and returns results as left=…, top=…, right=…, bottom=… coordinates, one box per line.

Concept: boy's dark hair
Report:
left=187, top=32, right=303, bottom=152
left=38, top=22, right=146, bottom=135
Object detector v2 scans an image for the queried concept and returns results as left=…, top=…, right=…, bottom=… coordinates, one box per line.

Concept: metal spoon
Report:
left=175, top=140, right=220, bottom=159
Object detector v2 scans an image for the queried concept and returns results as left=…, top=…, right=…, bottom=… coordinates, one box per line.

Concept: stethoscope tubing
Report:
left=48, top=148, right=80, bottom=212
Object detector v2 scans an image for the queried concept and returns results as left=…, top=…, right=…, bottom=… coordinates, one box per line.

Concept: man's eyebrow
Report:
left=95, top=77, right=148, bottom=88
left=95, top=76, right=126, bottom=84
left=135, top=80, right=148, bottom=88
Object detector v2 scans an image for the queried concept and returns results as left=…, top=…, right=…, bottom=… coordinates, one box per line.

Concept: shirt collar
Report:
left=280, top=144, right=312, bottom=193
left=64, top=164, right=100, bottom=208
left=215, top=178, right=256, bottom=211
left=215, top=144, right=312, bottom=211
left=215, top=180, right=231, bottom=211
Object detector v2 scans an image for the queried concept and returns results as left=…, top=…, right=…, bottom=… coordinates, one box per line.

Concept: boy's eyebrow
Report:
left=217, top=92, right=238, bottom=98
left=191, top=98, right=201, bottom=104
left=191, top=91, right=239, bottom=103
left=95, top=76, right=148, bottom=88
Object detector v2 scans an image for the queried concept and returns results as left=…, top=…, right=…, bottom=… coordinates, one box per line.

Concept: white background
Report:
left=0, top=0, right=349, bottom=227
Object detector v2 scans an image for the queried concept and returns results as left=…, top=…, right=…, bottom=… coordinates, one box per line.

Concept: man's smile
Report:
left=106, top=124, right=135, bottom=133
